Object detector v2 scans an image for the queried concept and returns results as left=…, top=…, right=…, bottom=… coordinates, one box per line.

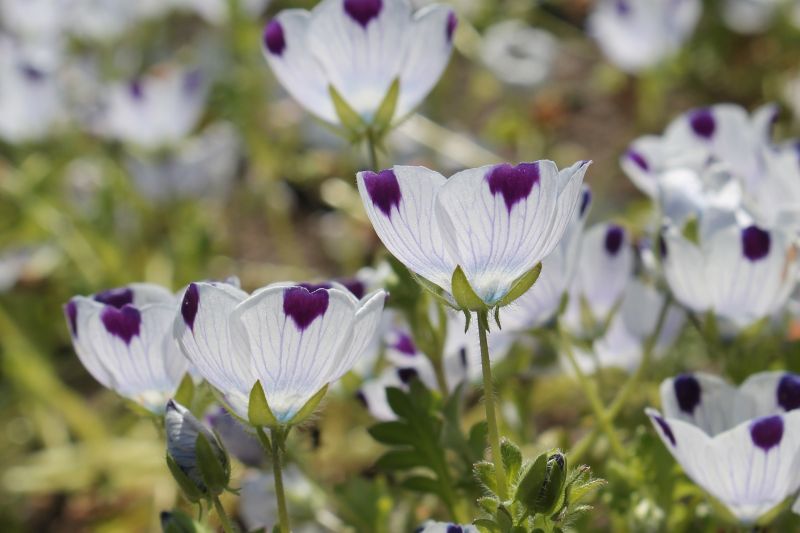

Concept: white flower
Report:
left=64, top=283, right=189, bottom=413
left=0, top=0, right=65, bottom=38
left=415, top=522, right=479, bottom=533
left=0, top=35, right=64, bottom=143
left=503, top=187, right=591, bottom=330
left=93, top=65, right=208, bottom=150
left=261, top=0, right=457, bottom=127
left=357, top=161, right=589, bottom=308
left=174, top=281, right=386, bottom=424
left=661, top=219, right=798, bottom=328
left=125, top=122, right=240, bottom=202
left=588, top=0, right=701, bottom=73
left=480, top=20, right=557, bottom=88
left=722, top=0, right=780, bottom=34
left=647, top=371, right=800, bottom=523
left=239, top=469, right=321, bottom=533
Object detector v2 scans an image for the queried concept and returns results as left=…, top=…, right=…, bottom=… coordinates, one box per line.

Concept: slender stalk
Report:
left=271, top=428, right=291, bottom=533
left=211, top=495, right=236, bottom=533
left=558, top=325, right=627, bottom=461
left=365, top=129, right=380, bottom=170
left=477, top=311, right=508, bottom=500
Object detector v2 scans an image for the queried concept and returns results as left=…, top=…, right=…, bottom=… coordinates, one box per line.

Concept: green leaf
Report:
left=288, top=384, right=328, bottom=425
left=375, top=450, right=424, bottom=470
left=367, top=421, right=414, bottom=445
left=195, top=433, right=228, bottom=495
left=248, top=380, right=279, bottom=428
left=496, top=505, right=513, bottom=532
left=477, top=495, right=499, bottom=515
left=473, top=519, right=501, bottom=532
left=500, top=439, right=522, bottom=482
left=160, top=509, right=209, bottom=533
left=372, top=78, right=400, bottom=133
left=385, top=387, right=415, bottom=419
left=166, top=454, right=204, bottom=503
left=400, top=475, right=440, bottom=494
left=474, top=460, right=497, bottom=494
left=173, top=373, right=195, bottom=407
left=497, top=263, right=542, bottom=307
left=329, top=85, right=365, bottom=137
left=451, top=266, right=487, bottom=311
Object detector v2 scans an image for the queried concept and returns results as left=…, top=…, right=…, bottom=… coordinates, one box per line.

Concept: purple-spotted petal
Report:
left=362, top=169, right=402, bottom=218
left=689, top=108, right=716, bottom=139
left=778, top=374, right=800, bottom=412
left=741, top=225, right=770, bottom=261
left=283, top=286, right=330, bottom=331
left=344, top=0, right=382, bottom=28
left=486, top=162, right=540, bottom=213
left=101, top=304, right=141, bottom=344
left=94, top=287, right=134, bottom=308
left=750, top=415, right=784, bottom=451
left=673, top=374, right=701, bottom=415
left=263, top=19, right=286, bottom=56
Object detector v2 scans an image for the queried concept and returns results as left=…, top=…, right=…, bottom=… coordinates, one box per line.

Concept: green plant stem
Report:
left=211, top=495, right=236, bottom=533
left=271, top=428, right=292, bottom=533
left=365, top=129, right=380, bottom=170
left=570, top=298, right=672, bottom=463
left=558, top=325, right=627, bottom=462
left=477, top=311, right=508, bottom=500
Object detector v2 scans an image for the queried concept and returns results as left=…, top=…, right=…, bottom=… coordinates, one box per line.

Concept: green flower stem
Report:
left=570, top=298, right=672, bottom=463
left=477, top=311, right=508, bottom=500
left=558, top=325, right=627, bottom=462
left=271, top=428, right=292, bottom=533
left=211, top=495, right=236, bottom=533
left=365, top=128, right=380, bottom=170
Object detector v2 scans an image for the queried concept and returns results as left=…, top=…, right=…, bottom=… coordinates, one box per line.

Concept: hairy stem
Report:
left=211, top=495, right=236, bottom=533
left=477, top=311, right=508, bottom=499
left=271, top=428, right=291, bottom=533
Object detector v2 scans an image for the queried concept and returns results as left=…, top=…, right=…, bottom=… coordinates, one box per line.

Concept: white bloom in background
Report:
left=165, top=400, right=227, bottom=491
left=261, top=0, right=457, bottom=127
left=64, top=283, right=189, bottom=412
left=588, top=0, right=701, bottom=73
left=661, top=219, right=799, bottom=329
left=722, top=0, right=780, bottom=34
left=125, top=122, right=240, bottom=202
left=0, top=0, right=65, bottom=38
left=647, top=371, right=800, bottom=523
left=561, top=222, right=634, bottom=336
left=504, top=187, right=591, bottom=330
left=357, top=161, right=589, bottom=308
left=480, top=20, right=557, bottom=88
left=0, top=36, right=64, bottom=143
left=415, top=522, right=479, bottom=533
left=569, top=280, right=685, bottom=374
left=94, top=65, right=208, bottom=150
left=174, top=281, right=386, bottom=423
left=0, top=245, right=59, bottom=292
left=239, top=469, right=321, bottom=533
left=206, top=407, right=264, bottom=468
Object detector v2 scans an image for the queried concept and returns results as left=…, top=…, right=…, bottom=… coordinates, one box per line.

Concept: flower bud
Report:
left=165, top=400, right=230, bottom=499
left=515, top=451, right=567, bottom=516
left=160, top=510, right=209, bottom=533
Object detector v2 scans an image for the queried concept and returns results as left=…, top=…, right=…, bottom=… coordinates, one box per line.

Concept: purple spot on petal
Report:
left=750, top=415, right=784, bottom=452
left=101, top=304, right=141, bottom=344
left=580, top=188, right=592, bottom=217
left=689, top=109, right=716, bottom=139
left=486, top=162, right=540, bottom=212
left=129, top=80, right=144, bottom=100
left=742, top=225, right=770, bottom=261
left=627, top=150, right=649, bottom=171
left=94, top=287, right=134, bottom=309
left=183, top=70, right=203, bottom=94
left=344, top=0, right=382, bottom=28
left=673, top=374, right=701, bottom=415
left=264, top=19, right=286, bottom=56
left=64, top=300, right=78, bottom=337
left=459, top=347, right=468, bottom=369
left=283, top=286, right=329, bottom=331
left=182, top=283, right=199, bottom=331
left=778, top=374, right=800, bottom=412
left=338, top=278, right=366, bottom=299
left=19, top=64, right=44, bottom=82
left=363, top=169, right=402, bottom=218
left=658, top=235, right=668, bottom=258
left=397, top=367, right=418, bottom=384
left=393, top=332, right=416, bottom=356
left=615, top=0, right=630, bottom=15
left=446, top=11, right=458, bottom=42
left=653, top=415, right=676, bottom=446
left=299, top=282, right=333, bottom=292
left=604, top=225, right=625, bottom=256
left=446, top=525, right=464, bottom=533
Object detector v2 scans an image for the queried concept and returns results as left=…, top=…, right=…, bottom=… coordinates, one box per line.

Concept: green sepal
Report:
left=372, top=78, right=400, bottom=134
left=166, top=454, right=204, bottom=503
left=408, top=270, right=456, bottom=309
left=477, top=495, right=500, bottom=515
left=195, top=433, right=229, bottom=496
left=681, top=216, right=699, bottom=244
left=329, top=84, right=365, bottom=138
left=539, top=452, right=567, bottom=515
left=473, top=460, right=497, bottom=494
left=248, top=380, right=279, bottom=428
left=173, top=373, right=195, bottom=407
left=463, top=310, right=472, bottom=333
left=160, top=509, right=209, bottom=533
left=288, top=384, right=328, bottom=425
left=451, top=265, right=488, bottom=312
left=494, top=306, right=502, bottom=330
left=497, top=262, right=542, bottom=307
left=514, top=452, right=548, bottom=509
left=500, top=438, right=522, bottom=482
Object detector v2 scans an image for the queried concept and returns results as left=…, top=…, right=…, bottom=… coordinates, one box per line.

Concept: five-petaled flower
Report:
left=64, top=283, right=189, bottom=413
left=261, top=0, right=457, bottom=132
left=647, top=372, right=800, bottom=524
left=357, top=161, right=590, bottom=310
left=174, top=281, right=386, bottom=425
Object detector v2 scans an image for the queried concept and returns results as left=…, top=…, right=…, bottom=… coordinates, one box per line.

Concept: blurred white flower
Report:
left=416, top=522, right=479, bottom=533
left=722, top=0, right=780, bottom=34
left=262, top=0, right=457, bottom=128
left=174, top=281, right=386, bottom=423
left=589, top=0, right=701, bottom=73
left=125, top=122, right=240, bottom=202
left=239, top=469, right=322, bottom=532
left=0, top=245, right=59, bottom=292
left=64, top=283, right=189, bottom=413
left=93, top=65, right=208, bottom=150
left=661, top=218, right=799, bottom=329
left=206, top=407, right=265, bottom=468
left=0, top=0, right=65, bottom=38
left=0, top=35, right=64, bottom=143
left=648, top=371, right=800, bottom=523
left=480, top=20, right=557, bottom=88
